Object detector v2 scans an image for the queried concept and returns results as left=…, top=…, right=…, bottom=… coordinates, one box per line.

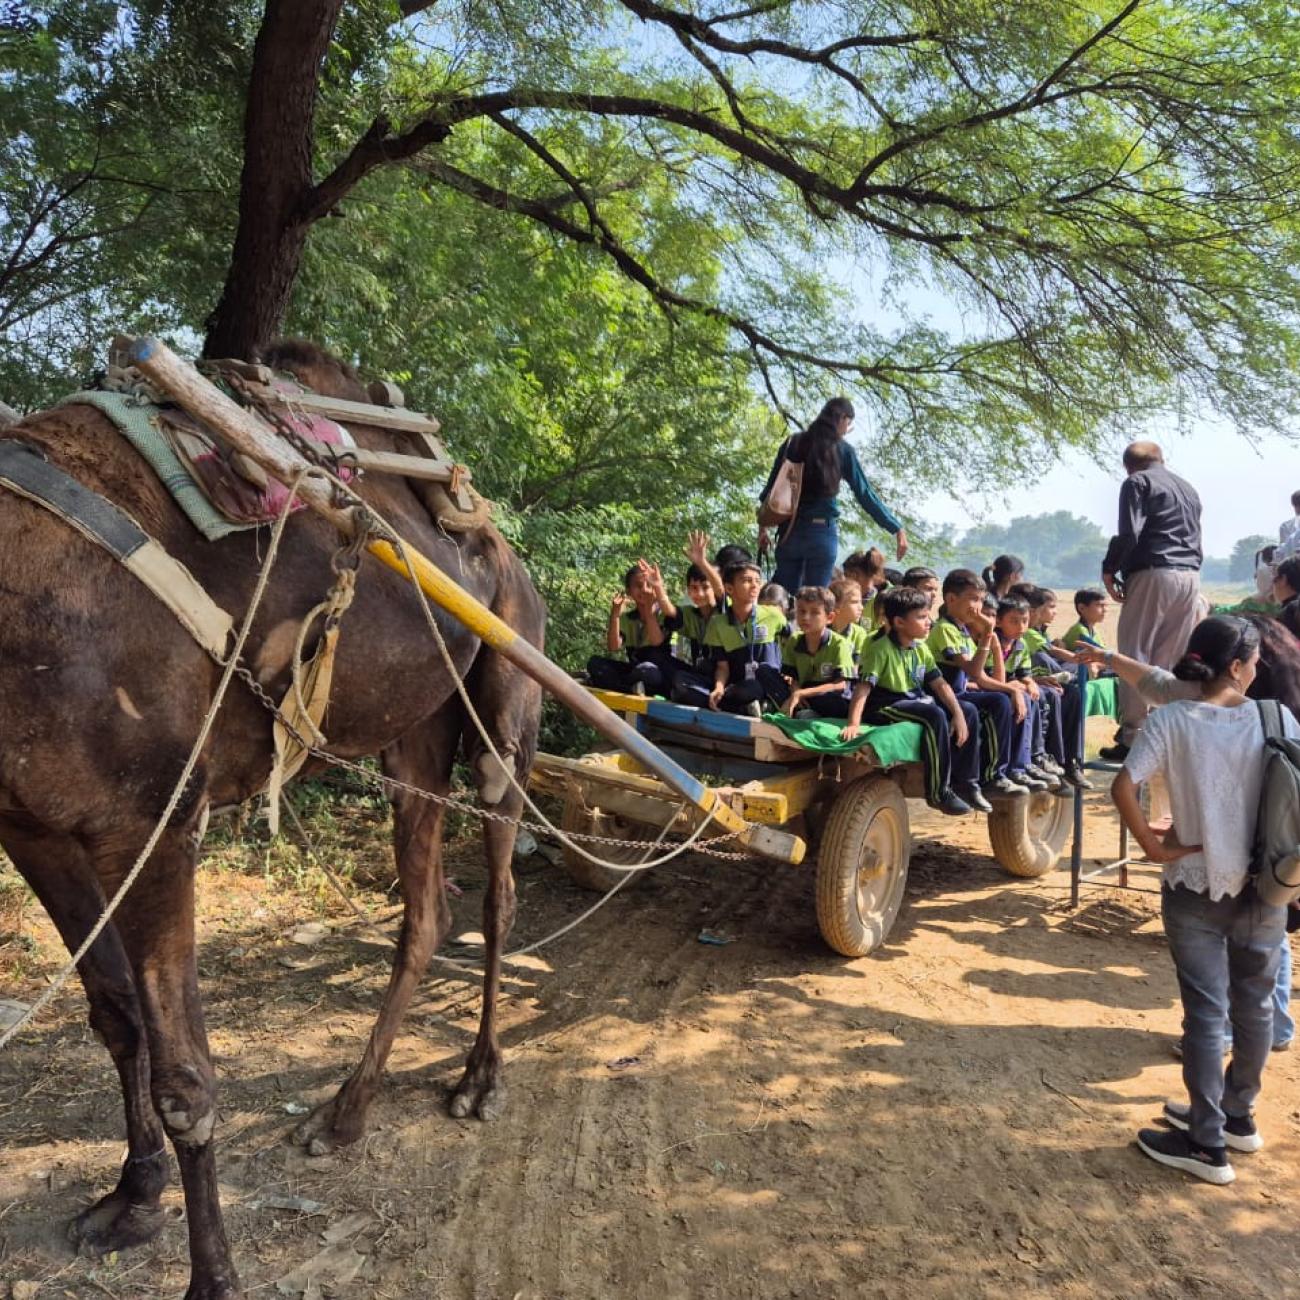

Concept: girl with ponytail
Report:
left=1104, top=616, right=1300, bottom=1184
left=757, top=397, right=907, bottom=590
left=982, top=554, right=1025, bottom=599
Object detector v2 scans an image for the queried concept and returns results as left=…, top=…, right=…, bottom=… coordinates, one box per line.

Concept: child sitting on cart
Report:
left=672, top=530, right=725, bottom=674
left=829, top=578, right=872, bottom=669
left=671, top=559, right=790, bottom=716
left=586, top=559, right=680, bottom=696
left=839, top=587, right=980, bottom=816
left=779, top=586, right=857, bottom=720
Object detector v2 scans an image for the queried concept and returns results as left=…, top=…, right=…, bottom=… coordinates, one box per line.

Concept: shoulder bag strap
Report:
left=1257, top=697, right=1284, bottom=741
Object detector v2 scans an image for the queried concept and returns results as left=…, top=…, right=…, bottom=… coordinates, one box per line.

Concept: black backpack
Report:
left=1252, top=700, right=1300, bottom=906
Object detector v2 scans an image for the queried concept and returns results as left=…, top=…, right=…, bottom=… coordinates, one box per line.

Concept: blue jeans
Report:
left=1162, top=883, right=1286, bottom=1148
left=772, top=515, right=837, bottom=591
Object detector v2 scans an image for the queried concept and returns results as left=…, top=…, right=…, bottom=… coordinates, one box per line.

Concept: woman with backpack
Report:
left=1106, top=616, right=1300, bottom=1184
left=757, top=397, right=906, bottom=591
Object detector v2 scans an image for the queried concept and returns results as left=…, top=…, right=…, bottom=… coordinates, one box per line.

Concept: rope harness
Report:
left=0, top=417, right=761, bottom=1042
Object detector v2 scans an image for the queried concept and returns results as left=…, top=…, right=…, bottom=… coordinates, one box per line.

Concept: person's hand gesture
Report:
left=642, top=559, right=667, bottom=599
left=952, top=711, right=970, bottom=748
left=967, top=608, right=994, bottom=639
left=1146, top=824, right=1202, bottom=865
left=684, top=530, right=710, bottom=566
left=1026, top=679, right=1041, bottom=700
left=708, top=683, right=725, bottom=711
left=1010, top=690, right=1026, bottom=723
left=895, top=528, right=909, bottom=561
left=1074, top=645, right=1106, bottom=667
left=611, top=591, right=628, bottom=615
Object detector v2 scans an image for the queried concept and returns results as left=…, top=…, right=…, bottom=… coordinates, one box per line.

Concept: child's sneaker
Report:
left=1009, top=770, right=1048, bottom=792
left=1136, top=1128, right=1235, bottom=1184
left=982, top=776, right=1027, bottom=797
left=1047, top=671, right=1074, bottom=686
left=1162, top=1101, right=1262, bottom=1153
left=744, top=700, right=763, bottom=718
left=1062, top=762, right=1092, bottom=789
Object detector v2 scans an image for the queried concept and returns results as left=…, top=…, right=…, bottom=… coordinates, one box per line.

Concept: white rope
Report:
left=0, top=469, right=311, bottom=1051
left=291, top=458, right=746, bottom=874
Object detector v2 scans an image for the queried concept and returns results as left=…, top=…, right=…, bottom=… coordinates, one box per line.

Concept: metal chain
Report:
left=229, top=660, right=751, bottom=860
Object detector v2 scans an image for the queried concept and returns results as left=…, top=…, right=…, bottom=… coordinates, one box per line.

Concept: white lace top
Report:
left=1124, top=690, right=1300, bottom=900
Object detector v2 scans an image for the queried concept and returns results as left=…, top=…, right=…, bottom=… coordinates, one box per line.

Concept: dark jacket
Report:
left=1102, top=465, right=1202, bottom=579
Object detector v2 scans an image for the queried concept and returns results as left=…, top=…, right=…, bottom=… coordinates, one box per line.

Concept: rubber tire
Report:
left=815, top=776, right=911, bottom=958
left=987, top=789, right=1073, bottom=878
left=559, top=794, right=653, bottom=893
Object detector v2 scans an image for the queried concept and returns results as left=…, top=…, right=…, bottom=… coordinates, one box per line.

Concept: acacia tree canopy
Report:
left=4, top=0, right=1300, bottom=488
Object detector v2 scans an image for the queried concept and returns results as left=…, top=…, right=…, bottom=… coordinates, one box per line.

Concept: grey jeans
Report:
left=1162, top=883, right=1285, bottom=1148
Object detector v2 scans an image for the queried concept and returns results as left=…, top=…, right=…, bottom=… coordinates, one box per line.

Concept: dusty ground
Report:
left=3, top=755, right=1300, bottom=1300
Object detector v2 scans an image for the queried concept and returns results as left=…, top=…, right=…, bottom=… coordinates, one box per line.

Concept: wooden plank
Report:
left=265, top=387, right=444, bottom=436
left=588, top=687, right=650, bottom=716
left=349, top=448, right=462, bottom=483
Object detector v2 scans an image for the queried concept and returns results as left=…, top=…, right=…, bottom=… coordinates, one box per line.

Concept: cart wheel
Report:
left=558, top=793, right=655, bottom=892
left=987, top=789, right=1073, bottom=878
left=816, top=776, right=910, bottom=957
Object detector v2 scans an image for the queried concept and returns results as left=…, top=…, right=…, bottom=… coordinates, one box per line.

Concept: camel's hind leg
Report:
left=0, top=817, right=170, bottom=1256
left=292, top=702, right=462, bottom=1154
left=450, top=646, right=543, bottom=1121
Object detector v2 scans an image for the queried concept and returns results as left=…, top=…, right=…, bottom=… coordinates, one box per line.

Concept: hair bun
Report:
left=1172, top=653, right=1215, bottom=682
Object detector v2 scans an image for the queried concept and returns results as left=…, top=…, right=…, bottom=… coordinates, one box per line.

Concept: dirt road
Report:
left=3, top=792, right=1299, bottom=1298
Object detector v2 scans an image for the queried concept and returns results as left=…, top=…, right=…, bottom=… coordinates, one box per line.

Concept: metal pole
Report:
left=127, top=336, right=804, bottom=867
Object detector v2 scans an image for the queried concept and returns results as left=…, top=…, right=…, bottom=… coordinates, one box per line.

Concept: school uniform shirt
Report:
left=618, top=607, right=674, bottom=662
left=837, top=621, right=873, bottom=669
left=1022, top=627, right=1055, bottom=677
left=860, top=631, right=942, bottom=707
left=926, top=611, right=976, bottom=693
left=671, top=600, right=720, bottom=664
left=781, top=628, right=855, bottom=689
left=1060, top=620, right=1104, bottom=652
left=705, top=604, right=788, bottom=679
left=997, top=634, right=1032, bottom=680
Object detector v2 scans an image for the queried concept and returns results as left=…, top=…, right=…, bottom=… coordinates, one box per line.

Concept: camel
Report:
left=0, top=340, right=545, bottom=1299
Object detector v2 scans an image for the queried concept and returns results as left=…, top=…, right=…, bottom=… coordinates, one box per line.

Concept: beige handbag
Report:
left=757, top=438, right=803, bottom=527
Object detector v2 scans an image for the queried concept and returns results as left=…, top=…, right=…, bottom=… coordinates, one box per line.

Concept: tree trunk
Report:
left=202, top=0, right=344, bottom=359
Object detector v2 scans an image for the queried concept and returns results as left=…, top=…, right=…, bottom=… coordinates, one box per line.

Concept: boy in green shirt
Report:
left=586, top=559, right=679, bottom=696
left=902, top=565, right=941, bottom=612
left=670, top=530, right=725, bottom=673
left=671, top=560, right=789, bottom=716
left=1059, top=587, right=1108, bottom=653
left=829, top=578, right=873, bottom=668
left=840, top=587, right=980, bottom=816
left=780, top=586, right=857, bottom=719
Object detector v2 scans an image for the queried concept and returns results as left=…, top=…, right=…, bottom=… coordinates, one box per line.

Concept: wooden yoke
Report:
left=127, top=337, right=805, bottom=868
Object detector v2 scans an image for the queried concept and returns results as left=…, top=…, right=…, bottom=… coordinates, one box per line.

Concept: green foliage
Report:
left=951, top=511, right=1110, bottom=586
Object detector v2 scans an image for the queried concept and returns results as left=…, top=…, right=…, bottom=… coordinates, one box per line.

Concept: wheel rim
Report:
left=855, top=805, right=905, bottom=930
left=1024, top=791, right=1062, bottom=842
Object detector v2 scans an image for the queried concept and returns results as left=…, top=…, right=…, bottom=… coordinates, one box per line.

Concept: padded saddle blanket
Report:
left=59, top=385, right=356, bottom=541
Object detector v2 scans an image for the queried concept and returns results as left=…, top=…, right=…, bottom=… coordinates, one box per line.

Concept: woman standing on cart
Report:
left=758, top=397, right=907, bottom=591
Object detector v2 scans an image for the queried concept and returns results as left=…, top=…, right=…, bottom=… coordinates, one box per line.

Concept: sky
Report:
left=914, top=423, right=1298, bottom=558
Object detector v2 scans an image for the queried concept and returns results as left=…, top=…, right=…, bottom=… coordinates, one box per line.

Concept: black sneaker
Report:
left=1135, top=1127, right=1235, bottom=1184
left=982, top=775, right=1027, bottom=797
left=1162, top=1101, right=1262, bottom=1153
left=928, top=789, right=973, bottom=816
left=1062, top=763, right=1092, bottom=790
left=1009, top=770, right=1048, bottom=792
left=1025, top=764, right=1064, bottom=791
left=963, top=784, right=994, bottom=814
left=1098, top=742, right=1130, bottom=763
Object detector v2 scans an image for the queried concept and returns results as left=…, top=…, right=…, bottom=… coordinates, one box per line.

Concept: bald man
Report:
left=1099, top=442, right=1203, bottom=759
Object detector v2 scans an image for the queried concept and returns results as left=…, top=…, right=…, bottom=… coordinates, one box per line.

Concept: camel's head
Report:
left=259, top=338, right=369, bottom=403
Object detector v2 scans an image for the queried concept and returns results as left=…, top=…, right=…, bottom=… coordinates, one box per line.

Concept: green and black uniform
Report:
left=857, top=632, right=980, bottom=801
left=671, top=604, right=790, bottom=713
left=586, top=603, right=679, bottom=696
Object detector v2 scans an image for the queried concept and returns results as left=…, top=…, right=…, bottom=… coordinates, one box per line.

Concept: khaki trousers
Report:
left=1116, top=567, right=1202, bottom=744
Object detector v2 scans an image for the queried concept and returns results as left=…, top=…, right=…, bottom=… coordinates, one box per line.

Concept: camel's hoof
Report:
left=69, top=1193, right=168, bottom=1257
left=449, top=1074, right=506, bottom=1121
left=291, top=1094, right=365, bottom=1154
left=183, top=1273, right=240, bottom=1300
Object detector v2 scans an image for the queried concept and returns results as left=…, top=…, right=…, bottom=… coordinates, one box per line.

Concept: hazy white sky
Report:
left=915, top=423, right=1297, bottom=557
